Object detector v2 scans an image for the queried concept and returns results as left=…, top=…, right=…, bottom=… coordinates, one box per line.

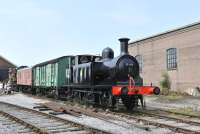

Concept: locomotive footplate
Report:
left=112, top=85, right=160, bottom=96
left=111, top=84, right=160, bottom=110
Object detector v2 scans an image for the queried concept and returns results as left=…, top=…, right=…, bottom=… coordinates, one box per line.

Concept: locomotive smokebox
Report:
left=119, top=38, right=130, bottom=55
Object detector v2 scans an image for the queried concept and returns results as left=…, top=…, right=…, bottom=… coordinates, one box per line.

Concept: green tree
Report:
left=160, top=72, right=171, bottom=94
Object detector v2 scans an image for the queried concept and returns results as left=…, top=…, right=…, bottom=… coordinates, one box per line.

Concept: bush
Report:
left=160, top=72, right=171, bottom=94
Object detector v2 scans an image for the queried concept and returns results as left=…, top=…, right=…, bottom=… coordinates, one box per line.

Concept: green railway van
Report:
left=32, top=56, right=74, bottom=94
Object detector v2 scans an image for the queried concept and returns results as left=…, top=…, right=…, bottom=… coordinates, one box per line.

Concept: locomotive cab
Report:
left=73, top=55, right=102, bottom=84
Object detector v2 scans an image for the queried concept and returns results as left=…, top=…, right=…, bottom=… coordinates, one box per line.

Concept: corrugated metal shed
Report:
left=0, top=69, right=8, bottom=81
left=0, top=55, right=17, bottom=81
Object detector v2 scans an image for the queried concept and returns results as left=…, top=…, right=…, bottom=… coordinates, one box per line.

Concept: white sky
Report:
left=0, top=0, right=200, bottom=66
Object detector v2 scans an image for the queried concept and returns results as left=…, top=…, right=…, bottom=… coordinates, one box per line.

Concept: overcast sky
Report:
left=0, top=0, right=200, bottom=66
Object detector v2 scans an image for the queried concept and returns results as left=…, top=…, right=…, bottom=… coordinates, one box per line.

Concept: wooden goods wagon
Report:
left=17, top=67, right=32, bottom=86
left=32, top=56, right=74, bottom=95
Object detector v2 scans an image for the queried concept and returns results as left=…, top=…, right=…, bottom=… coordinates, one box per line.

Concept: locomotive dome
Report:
left=102, top=47, right=114, bottom=59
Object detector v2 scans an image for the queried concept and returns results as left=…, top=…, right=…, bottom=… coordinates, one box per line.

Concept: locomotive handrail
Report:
left=128, top=74, right=135, bottom=89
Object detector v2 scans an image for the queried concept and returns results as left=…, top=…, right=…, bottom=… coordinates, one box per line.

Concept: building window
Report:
left=167, top=48, right=177, bottom=70
left=135, top=55, right=143, bottom=72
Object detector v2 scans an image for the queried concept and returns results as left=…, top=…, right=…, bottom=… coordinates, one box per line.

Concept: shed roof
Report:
left=0, top=55, right=17, bottom=68
left=129, top=21, right=200, bottom=45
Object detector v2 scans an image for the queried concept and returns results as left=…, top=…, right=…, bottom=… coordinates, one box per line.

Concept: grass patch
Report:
left=164, top=95, right=183, bottom=101
left=154, top=91, right=184, bottom=102
left=169, top=107, right=200, bottom=117
left=158, top=91, right=189, bottom=101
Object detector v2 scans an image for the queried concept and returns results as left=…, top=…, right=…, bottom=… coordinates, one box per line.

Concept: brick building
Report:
left=129, top=22, right=200, bottom=92
left=0, top=55, right=16, bottom=81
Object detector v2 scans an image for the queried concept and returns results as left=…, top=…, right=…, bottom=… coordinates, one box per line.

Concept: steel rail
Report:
left=39, top=102, right=150, bottom=131
left=136, top=110, right=200, bottom=126
left=147, top=106, right=200, bottom=118
left=15, top=93, right=200, bottom=133
left=0, top=111, right=48, bottom=134
left=0, top=101, right=111, bottom=134
left=109, top=111, right=200, bottom=134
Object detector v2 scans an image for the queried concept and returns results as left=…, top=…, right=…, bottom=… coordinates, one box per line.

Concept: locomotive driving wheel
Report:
left=108, top=94, right=116, bottom=108
left=121, top=96, right=138, bottom=110
left=100, top=91, right=116, bottom=108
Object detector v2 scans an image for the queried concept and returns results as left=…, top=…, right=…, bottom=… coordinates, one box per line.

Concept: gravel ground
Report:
left=0, top=116, right=36, bottom=134
left=0, top=93, right=50, bottom=108
left=0, top=93, right=149, bottom=134
left=0, top=124, right=18, bottom=134
left=3, top=93, right=200, bottom=133
left=57, top=114, right=150, bottom=134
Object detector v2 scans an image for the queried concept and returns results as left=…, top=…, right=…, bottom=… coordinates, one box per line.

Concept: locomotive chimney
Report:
left=119, top=38, right=130, bottom=55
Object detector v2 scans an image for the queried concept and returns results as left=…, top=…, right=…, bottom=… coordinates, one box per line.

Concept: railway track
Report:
left=0, top=111, right=37, bottom=134
left=51, top=100, right=200, bottom=134
left=146, top=106, right=200, bottom=118
left=52, top=101, right=200, bottom=134
left=6, top=93, right=200, bottom=134
left=0, top=101, right=111, bottom=134
left=105, top=108, right=200, bottom=134
left=37, top=102, right=151, bottom=132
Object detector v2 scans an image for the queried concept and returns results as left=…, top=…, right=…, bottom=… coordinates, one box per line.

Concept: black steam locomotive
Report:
left=62, top=38, right=159, bottom=109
